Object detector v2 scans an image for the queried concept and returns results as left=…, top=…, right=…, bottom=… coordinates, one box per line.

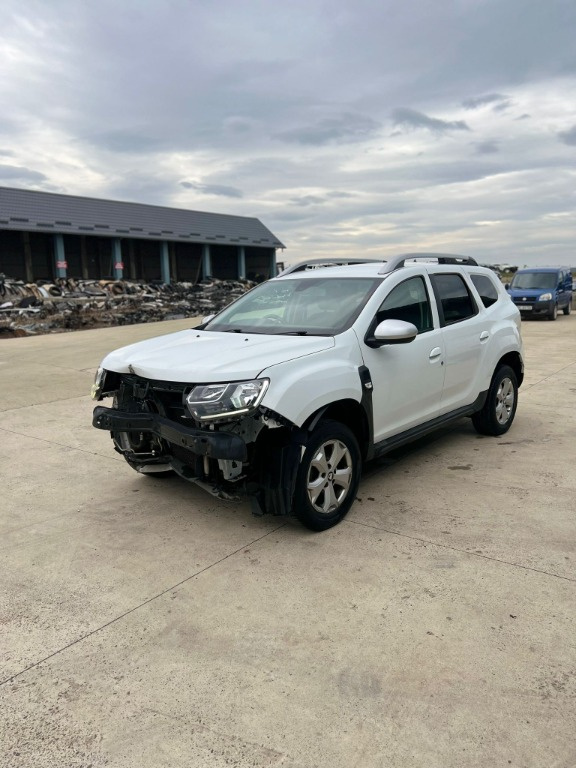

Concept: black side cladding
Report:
left=358, top=365, right=375, bottom=460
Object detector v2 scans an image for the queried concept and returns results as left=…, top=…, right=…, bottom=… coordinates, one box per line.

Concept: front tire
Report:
left=472, top=365, right=518, bottom=436
left=292, top=420, right=361, bottom=531
left=549, top=303, right=558, bottom=320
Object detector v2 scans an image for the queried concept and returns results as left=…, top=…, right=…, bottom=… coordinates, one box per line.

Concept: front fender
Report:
left=259, top=330, right=364, bottom=426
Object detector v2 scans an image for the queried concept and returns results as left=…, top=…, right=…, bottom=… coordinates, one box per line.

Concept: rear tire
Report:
left=563, top=300, right=571, bottom=316
left=472, top=365, right=518, bottom=436
left=292, top=420, right=361, bottom=531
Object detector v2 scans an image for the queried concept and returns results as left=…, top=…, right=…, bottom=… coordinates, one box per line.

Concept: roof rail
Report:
left=278, top=258, right=381, bottom=276
left=379, top=252, right=478, bottom=274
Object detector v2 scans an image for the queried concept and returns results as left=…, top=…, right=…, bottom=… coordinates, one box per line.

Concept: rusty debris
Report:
left=0, top=276, right=256, bottom=338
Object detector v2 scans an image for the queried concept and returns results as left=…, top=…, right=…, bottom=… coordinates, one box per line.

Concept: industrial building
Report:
left=0, top=187, right=284, bottom=283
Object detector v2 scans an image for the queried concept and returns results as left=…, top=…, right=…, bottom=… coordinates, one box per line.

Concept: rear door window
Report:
left=431, top=273, right=478, bottom=325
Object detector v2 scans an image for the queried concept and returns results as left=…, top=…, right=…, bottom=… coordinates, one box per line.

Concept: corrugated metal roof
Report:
left=0, top=186, right=285, bottom=248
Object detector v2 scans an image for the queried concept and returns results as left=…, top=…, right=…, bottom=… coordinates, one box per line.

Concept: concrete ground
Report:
left=1, top=313, right=575, bottom=768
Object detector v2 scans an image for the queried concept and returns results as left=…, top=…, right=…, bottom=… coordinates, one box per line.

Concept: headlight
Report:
left=539, top=292, right=552, bottom=301
left=185, top=379, right=269, bottom=421
left=91, top=367, right=106, bottom=400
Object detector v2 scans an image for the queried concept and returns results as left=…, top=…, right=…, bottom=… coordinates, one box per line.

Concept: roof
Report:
left=0, top=186, right=284, bottom=248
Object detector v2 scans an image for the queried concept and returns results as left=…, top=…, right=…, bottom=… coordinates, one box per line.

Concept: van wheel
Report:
left=549, top=304, right=558, bottom=320
left=563, top=300, right=571, bottom=316
left=292, top=420, right=361, bottom=531
left=472, top=365, right=518, bottom=436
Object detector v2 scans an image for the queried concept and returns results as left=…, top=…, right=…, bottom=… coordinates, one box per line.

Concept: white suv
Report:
left=92, top=253, right=524, bottom=531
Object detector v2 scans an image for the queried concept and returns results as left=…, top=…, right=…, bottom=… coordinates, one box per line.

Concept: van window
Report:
left=510, top=271, right=556, bottom=290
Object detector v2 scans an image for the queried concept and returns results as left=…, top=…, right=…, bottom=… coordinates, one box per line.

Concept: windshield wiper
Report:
left=277, top=330, right=309, bottom=335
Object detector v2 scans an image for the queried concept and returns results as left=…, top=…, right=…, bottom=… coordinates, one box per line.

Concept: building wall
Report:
left=0, top=228, right=278, bottom=283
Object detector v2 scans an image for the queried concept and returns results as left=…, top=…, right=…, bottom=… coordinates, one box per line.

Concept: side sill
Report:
left=372, top=391, right=487, bottom=459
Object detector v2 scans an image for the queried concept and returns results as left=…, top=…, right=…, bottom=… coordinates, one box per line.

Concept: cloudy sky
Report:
left=1, top=0, right=575, bottom=267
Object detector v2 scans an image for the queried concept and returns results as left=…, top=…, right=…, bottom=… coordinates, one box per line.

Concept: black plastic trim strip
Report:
left=372, top=391, right=487, bottom=458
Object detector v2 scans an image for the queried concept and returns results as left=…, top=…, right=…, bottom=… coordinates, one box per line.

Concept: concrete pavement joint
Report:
left=522, top=361, right=576, bottom=391
left=0, top=393, right=94, bottom=413
left=0, top=424, right=123, bottom=462
left=0, top=522, right=287, bottom=688
left=347, top=519, right=576, bottom=583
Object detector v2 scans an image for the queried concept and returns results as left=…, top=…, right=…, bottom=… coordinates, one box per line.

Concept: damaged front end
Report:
left=92, top=369, right=305, bottom=516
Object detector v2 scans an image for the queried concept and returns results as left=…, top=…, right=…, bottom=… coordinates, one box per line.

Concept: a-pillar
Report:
left=112, top=238, right=124, bottom=280
left=54, top=234, right=67, bottom=279
left=202, top=244, right=212, bottom=279
left=237, top=246, right=246, bottom=279
left=160, top=241, right=170, bottom=284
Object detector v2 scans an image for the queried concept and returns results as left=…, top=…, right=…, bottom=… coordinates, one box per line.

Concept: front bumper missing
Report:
left=92, top=405, right=247, bottom=461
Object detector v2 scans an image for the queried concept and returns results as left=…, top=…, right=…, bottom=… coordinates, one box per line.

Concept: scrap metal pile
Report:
left=0, top=276, right=256, bottom=338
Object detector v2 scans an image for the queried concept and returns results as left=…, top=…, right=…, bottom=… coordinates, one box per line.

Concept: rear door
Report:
left=429, top=271, right=489, bottom=414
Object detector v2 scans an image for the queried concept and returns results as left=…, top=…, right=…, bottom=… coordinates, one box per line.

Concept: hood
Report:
left=101, top=329, right=335, bottom=382
left=507, top=288, right=551, bottom=300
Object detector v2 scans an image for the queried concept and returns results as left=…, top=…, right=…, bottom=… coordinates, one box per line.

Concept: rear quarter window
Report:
left=471, top=273, right=500, bottom=308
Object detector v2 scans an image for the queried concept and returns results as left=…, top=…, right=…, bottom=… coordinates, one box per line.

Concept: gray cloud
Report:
left=474, top=140, right=500, bottom=155
left=84, top=131, right=165, bottom=154
left=290, top=195, right=326, bottom=207
left=462, top=93, right=509, bottom=110
left=274, top=113, right=380, bottom=146
left=180, top=181, right=243, bottom=198
left=391, top=109, right=470, bottom=134
left=558, top=126, right=576, bottom=146
left=0, top=164, right=47, bottom=182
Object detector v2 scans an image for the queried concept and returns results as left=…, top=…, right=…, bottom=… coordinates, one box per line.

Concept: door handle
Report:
left=429, top=347, right=442, bottom=359
left=479, top=331, right=489, bottom=341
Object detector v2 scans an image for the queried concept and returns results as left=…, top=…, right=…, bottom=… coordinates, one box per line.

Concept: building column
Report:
left=170, top=243, right=177, bottom=282
left=202, top=244, right=212, bottom=279
left=160, top=241, right=170, bottom=284
left=80, top=236, right=89, bottom=279
left=237, top=246, right=246, bottom=279
left=269, top=248, right=277, bottom=278
left=54, top=234, right=67, bottom=279
left=22, top=231, right=34, bottom=282
left=128, top=240, right=136, bottom=279
left=112, top=238, right=124, bottom=280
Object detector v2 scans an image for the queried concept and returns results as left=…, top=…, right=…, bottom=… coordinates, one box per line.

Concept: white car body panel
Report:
left=359, top=327, right=446, bottom=440
left=259, top=329, right=364, bottom=426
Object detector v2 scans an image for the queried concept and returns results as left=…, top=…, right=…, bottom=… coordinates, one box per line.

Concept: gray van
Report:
left=506, top=267, right=573, bottom=320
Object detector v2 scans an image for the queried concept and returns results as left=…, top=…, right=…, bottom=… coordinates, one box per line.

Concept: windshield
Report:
left=204, top=276, right=381, bottom=335
left=510, top=271, right=556, bottom=290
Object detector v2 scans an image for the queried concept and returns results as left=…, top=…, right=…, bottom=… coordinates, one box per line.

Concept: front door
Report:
left=359, top=275, right=445, bottom=442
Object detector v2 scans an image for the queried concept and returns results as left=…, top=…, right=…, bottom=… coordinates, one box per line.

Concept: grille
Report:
left=121, top=374, right=191, bottom=422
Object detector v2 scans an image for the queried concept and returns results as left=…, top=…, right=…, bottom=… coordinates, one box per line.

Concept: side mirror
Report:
left=365, top=319, right=418, bottom=348
left=202, top=314, right=215, bottom=324
left=504, top=283, right=510, bottom=289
